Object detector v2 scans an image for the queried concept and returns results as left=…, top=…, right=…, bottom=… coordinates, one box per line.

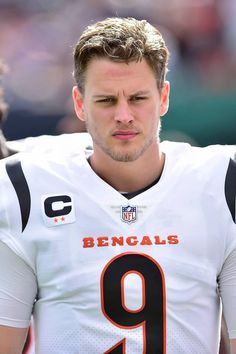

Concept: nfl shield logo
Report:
left=121, top=205, right=137, bottom=224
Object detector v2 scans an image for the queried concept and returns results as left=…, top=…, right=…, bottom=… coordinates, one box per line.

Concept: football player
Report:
left=0, top=18, right=235, bottom=354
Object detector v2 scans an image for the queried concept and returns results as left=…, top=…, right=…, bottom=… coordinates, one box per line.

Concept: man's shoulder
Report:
left=161, top=141, right=235, bottom=190
left=0, top=148, right=87, bottom=189
left=0, top=150, right=89, bottom=237
left=162, top=141, right=236, bottom=223
left=161, top=141, right=235, bottom=165
left=6, top=132, right=93, bottom=155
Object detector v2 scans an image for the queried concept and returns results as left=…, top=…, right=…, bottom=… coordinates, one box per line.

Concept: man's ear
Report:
left=72, top=86, right=85, bottom=122
left=160, top=81, right=170, bottom=117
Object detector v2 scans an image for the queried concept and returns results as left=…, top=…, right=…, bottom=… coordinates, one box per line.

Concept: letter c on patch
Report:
left=44, top=195, right=72, bottom=217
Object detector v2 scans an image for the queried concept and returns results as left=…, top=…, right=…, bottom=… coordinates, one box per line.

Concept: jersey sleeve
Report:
left=0, top=157, right=37, bottom=328
left=0, top=241, right=37, bottom=328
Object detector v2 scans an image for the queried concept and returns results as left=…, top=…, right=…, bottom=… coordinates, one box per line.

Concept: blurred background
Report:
left=0, top=0, right=235, bottom=146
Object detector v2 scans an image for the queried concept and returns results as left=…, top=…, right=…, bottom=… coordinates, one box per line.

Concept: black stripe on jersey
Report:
left=225, top=158, right=236, bottom=224
left=5, top=159, right=31, bottom=232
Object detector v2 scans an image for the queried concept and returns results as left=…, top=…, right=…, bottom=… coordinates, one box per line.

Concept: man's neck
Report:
left=89, top=144, right=165, bottom=193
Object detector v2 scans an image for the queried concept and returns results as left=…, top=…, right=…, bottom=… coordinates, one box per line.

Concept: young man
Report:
left=0, top=17, right=235, bottom=354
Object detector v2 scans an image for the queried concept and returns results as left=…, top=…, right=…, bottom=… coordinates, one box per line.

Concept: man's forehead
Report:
left=84, top=58, right=156, bottom=95
left=86, top=57, right=154, bottom=78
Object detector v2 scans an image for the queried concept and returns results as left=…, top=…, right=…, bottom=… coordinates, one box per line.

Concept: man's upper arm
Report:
left=219, top=245, right=236, bottom=340
left=0, top=242, right=36, bottom=353
left=0, top=325, right=28, bottom=354
left=0, top=241, right=37, bottom=328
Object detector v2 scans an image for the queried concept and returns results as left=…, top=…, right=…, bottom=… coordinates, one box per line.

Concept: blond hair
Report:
left=73, top=17, right=169, bottom=94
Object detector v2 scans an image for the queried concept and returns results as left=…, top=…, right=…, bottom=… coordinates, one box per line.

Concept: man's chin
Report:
left=107, top=149, right=141, bottom=162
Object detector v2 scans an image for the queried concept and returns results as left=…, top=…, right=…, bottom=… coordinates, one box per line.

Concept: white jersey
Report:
left=0, top=141, right=236, bottom=354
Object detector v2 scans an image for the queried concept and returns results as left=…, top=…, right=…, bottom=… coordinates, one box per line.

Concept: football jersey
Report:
left=0, top=141, right=236, bottom=354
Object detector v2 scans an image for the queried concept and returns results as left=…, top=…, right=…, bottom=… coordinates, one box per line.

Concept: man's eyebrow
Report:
left=130, top=90, right=150, bottom=96
left=92, top=94, right=115, bottom=100
left=93, top=91, right=150, bottom=98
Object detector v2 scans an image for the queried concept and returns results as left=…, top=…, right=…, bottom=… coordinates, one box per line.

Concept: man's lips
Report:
left=112, top=131, right=139, bottom=140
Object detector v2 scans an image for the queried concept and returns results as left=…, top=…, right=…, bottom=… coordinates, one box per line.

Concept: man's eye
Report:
left=97, top=98, right=114, bottom=103
left=132, top=96, right=147, bottom=101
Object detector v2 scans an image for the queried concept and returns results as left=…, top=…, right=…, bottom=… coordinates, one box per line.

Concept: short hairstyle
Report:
left=0, top=60, right=8, bottom=123
left=73, top=17, right=169, bottom=94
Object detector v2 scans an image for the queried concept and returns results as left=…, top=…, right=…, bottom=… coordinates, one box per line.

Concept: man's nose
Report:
left=114, top=101, right=134, bottom=124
